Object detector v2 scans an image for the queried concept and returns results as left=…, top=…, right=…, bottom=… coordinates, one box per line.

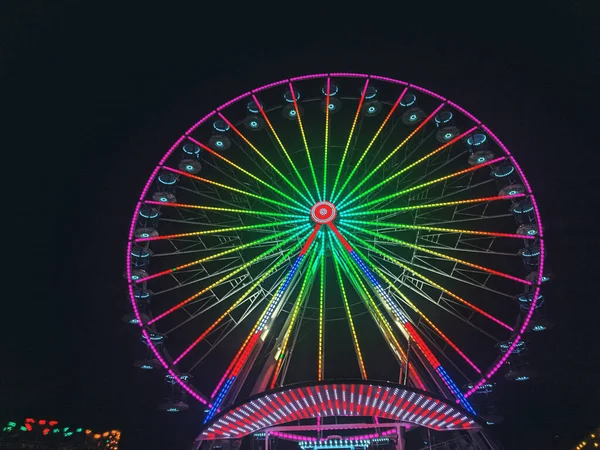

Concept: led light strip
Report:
left=147, top=226, right=311, bottom=325
left=251, top=94, right=315, bottom=204
left=327, top=222, right=475, bottom=414
left=323, top=77, right=331, bottom=200
left=340, top=228, right=513, bottom=331
left=350, top=245, right=481, bottom=374
left=144, top=200, right=305, bottom=218
left=206, top=226, right=322, bottom=421
left=339, top=124, right=476, bottom=209
left=165, top=167, right=308, bottom=214
left=332, top=253, right=368, bottom=379
left=135, top=218, right=308, bottom=243
left=172, top=241, right=307, bottom=365
left=332, top=242, right=426, bottom=389
left=217, top=113, right=312, bottom=205
left=136, top=223, right=308, bottom=284
left=318, top=236, right=326, bottom=380
left=185, top=137, right=308, bottom=210
left=270, top=249, right=320, bottom=388
left=330, top=78, right=370, bottom=200
left=333, top=86, right=410, bottom=204
left=339, top=194, right=526, bottom=218
left=340, top=219, right=535, bottom=240
left=341, top=157, right=506, bottom=214
left=288, top=82, right=321, bottom=201
left=342, top=222, right=531, bottom=285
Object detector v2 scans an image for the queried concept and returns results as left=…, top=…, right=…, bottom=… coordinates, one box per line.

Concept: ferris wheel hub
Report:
left=310, top=201, right=337, bottom=224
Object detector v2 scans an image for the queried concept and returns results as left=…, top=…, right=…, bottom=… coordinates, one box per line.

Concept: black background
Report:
left=2, top=2, right=599, bottom=449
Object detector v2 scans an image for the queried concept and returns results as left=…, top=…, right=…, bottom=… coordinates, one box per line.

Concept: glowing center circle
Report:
left=310, top=201, right=337, bottom=224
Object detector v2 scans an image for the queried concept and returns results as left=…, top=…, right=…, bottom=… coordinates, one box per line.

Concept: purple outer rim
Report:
left=126, top=73, right=545, bottom=404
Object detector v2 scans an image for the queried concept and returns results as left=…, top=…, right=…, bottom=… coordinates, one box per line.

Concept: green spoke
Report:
left=137, top=218, right=308, bottom=243
left=340, top=222, right=531, bottom=285
left=252, top=94, right=316, bottom=204
left=338, top=227, right=514, bottom=331
left=330, top=78, right=370, bottom=200
left=288, top=82, right=321, bottom=201
left=217, top=112, right=313, bottom=206
left=144, top=200, right=306, bottom=218
left=332, top=86, right=408, bottom=204
left=340, top=219, right=535, bottom=240
left=147, top=226, right=313, bottom=325
left=167, top=167, right=308, bottom=214
left=331, top=242, right=368, bottom=379
left=270, top=245, right=319, bottom=388
left=187, top=137, right=308, bottom=211
left=340, top=157, right=506, bottom=214
left=339, top=121, right=474, bottom=209
left=137, top=223, right=309, bottom=284
left=338, top=194, right=526, bottom=218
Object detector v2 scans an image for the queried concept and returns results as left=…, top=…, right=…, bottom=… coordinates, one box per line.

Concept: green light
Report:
left=254, top=95, right=316, bottom=204
left=20, top=426, right=27, bottom=432
left=219, top=113, right=314, bottom=206
left=178, top=169, right=309, bottom=214
left=342, top=157, right=504, bottom=213
left=289, top=84, right=321, bottom=200
left=7, top=422, right=16, bottom=428
left=331, top=79, right=369, bottom=200
left=76, top=428, right=83, bottom=432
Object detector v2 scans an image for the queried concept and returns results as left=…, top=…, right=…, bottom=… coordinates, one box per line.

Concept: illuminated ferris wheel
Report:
left=125, top=73, right=549, bottom=449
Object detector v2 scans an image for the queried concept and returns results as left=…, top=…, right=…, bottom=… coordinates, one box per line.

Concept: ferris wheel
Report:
left=125, top=73, right=548, bottom=447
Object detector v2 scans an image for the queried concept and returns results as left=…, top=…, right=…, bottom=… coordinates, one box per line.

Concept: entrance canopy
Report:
left=200, top=381, right=480, bottom=440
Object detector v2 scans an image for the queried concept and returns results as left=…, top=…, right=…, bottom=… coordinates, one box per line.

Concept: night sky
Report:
left=3, top=2, right=599, bottom=449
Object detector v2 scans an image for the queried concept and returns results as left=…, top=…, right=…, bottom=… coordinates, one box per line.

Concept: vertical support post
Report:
left=395, top=426, right=405, bottom=450
left=264, top=432, right=269, bottom=450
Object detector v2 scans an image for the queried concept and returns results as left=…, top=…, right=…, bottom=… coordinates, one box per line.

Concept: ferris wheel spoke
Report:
left=337, top=102, right=449, bottom=209
left=170, top=238, right=307, bottom=363
left=318, top=237, right=326, bottom=380
left=327, top=222, right=476, bottom=412
left=340, top=218, right=535, bottom=241
left=332, top=253, right=368, bottom=380
left=185, top=137, right=308, bottom=210
left=251, top=94, right=316, bottom=204
left=339, top=194, right=526, bottom=219
left=341, top=223, right=531, bottom=285
left=339, top=227, right=514, bottom=332
left=164, top=167, right=307, bottom=214
left=372, top=260, right=500, bottom=342
left=341, top=156, right=506, bottom=215
left=322, top=78, right=331, bottom=200
left=145, top=200, right=305, bottom=220
left=135, top=224, right=307, bottom=284
left=330, top=78, right=370, bottom=201
left=205, top=226, right=321, bottom=421
left=331, top=241, right=426, bottom=390
left=366, top=259, right=482, bottom=375
left=270, top=248, right=320, bottom=388
left=135, top=218, right=307, bottom=243
left=347, top=242, right=484, bottom=377
left=332, top=87, right=409, bottom=204
left=146, top=226, right=312, bottom=326
left=217, top=112, right=312, bottom=206
left=288, top=82, right=321, bottom=201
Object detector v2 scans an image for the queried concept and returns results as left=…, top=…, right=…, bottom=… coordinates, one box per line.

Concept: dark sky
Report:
left=2, top=2, right=599, bottom=449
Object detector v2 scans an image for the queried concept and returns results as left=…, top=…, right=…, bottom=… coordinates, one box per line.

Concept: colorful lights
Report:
left=1, top=419, right=120, bottom=449
left=127, top=73, right=546, bottom=426
left=201, top=382, right=479, bottom=440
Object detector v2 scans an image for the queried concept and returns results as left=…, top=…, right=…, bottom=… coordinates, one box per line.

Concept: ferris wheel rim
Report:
left=125, top=72, right=545, bottom=408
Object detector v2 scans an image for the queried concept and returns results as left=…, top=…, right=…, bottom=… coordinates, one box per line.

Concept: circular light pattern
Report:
left=310, top=201, right=337, bottom=224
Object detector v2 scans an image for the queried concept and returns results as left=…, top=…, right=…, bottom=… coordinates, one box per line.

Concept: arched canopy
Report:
left=200, top=381, right=481, bottom=440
